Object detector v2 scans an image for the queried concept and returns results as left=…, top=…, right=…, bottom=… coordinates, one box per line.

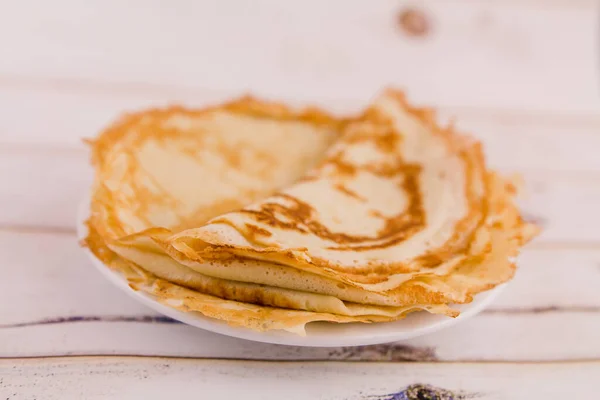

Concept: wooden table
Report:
left=1, top=1, right=599, bottom=398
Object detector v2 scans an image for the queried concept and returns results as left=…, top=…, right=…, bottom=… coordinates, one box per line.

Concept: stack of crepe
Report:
left=83, top=90, right=538, bottom=335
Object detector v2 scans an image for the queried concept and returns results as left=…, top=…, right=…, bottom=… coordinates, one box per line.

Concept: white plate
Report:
left=78, top=199, right=505, bottom=347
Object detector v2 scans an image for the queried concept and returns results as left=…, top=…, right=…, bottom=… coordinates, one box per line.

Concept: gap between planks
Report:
left=2, top=354, right=600, bottom=364
left=4, top=357, right=599, bottom=399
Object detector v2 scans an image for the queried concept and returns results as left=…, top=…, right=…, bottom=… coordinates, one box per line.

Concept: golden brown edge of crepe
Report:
left=86, top=95, right=346, bottom=166
left=161, top=172, right=537, bottom=306
left=80, top=89, right=539, bottom=333
left=85, top=95, right=348, bottom=243
left=159, top=89, right=539, bottom=294
left=83, top=222, right=457, bottom=335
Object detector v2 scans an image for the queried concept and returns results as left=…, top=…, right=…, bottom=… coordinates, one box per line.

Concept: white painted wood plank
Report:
left=497, top=247, right=600, bottom=309
left=3, top=313, right=598, bottom=361
left=517, top=172, right=600, bottom=244
left=0, top=232, right=155, bottom=324
left=450, top=113, right=600, bottom=175
left=0, top=0, right=596, bottom=366
left=1, top=149, right=598, bottom=244
left=1, top=230, right=598, bottom=360
left=0, top=151, right=91, bottom=231
left=3, top=358, right=599, bottom=399
left=2, top=231, right=599, bottom=323
left=0, top=0, right=597, bottom=112
left=2, top=86, right=599, bottom=175
left=0, top=86, right=243, bottom=147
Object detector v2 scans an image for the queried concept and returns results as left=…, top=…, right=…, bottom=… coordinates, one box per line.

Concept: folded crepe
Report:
left=84, top=90, right=537, bottom=335
left=87, top=224, right=452, bottom=335
left=88, top=96, right=342, bottom=240
left=160, top=91, right=537, bottom=299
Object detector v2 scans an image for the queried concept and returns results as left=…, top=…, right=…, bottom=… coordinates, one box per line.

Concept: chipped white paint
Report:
left=0, top=0, right=598, bottom=397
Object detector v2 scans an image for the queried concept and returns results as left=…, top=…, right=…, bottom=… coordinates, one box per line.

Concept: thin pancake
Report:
left=87, top=96, right=344, bottom=242
left=114, top=229, right=432, bottom=307
left=163, top=90, right=536, bottom=295
left=83, top=90, right=538, bottom=333
left=104, top=226, right=456, bottom=317
left=85, top=223, right=455, bottom=335
left=83, top=95, right=456, bottom=325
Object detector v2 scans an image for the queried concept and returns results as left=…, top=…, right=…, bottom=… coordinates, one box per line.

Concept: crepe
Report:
left=84, top=95, right=456, bottom=334
left=83, top=90, right=537, bottom=334
left=84, top=224, right=368, bottom=335
left=88, top=96, right=343, bottom=241
left=160, top=89, right=537, bottom=301
left=106, top=232, right=456, bottom=317
left=86, top=224, right=454, bottom=335
left=112, top=230, right=418, bottom=307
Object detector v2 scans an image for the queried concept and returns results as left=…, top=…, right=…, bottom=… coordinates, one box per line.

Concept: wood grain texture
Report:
left=1, top=230, right=598, bottom=360
left=1, top=86, right=599, bottom=173
left=0, top=0, right=598, bottom=378
left=2, top=357, right=599, bottom=400
left=0, top=0, right=598, bottom=113
left=2, top=149, right=599, bottom=244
